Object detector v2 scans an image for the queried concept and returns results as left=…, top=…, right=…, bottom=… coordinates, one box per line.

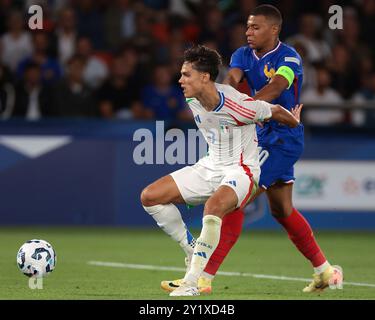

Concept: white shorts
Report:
left=170, top=157, right=259, bottom=208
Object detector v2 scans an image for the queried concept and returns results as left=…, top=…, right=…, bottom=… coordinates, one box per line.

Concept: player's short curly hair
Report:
left=251, top=4, right=282, bottom=28
left=183, top=45, right=222, bottom=81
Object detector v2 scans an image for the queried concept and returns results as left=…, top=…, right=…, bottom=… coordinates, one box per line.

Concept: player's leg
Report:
left=141, top=175, right=196, bottom=258
left=259, top=144, right=329, bottom=267
left=266, top=182, right=343, bottom=291
left=141, top=174, right=185, bottom=206
left=202, top=208, right=245, bottom=278
left=202, top=186, right=264, bottom=279
left=163, top=166, right=261, bottom=294
left=170, top=185, right=238, bottom=296
left=257, top=141, right=343, bottom=291
left=144, top=163, right=217, bottom=266
left=266, top=182, right=327, bottom=265
left=186, top=185, right=238, bottom=279
left=171, top=169, right=257, bottom=296
left=161, top=206, right=254, bottom=294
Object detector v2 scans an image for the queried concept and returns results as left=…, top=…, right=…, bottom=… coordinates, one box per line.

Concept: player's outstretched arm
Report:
left=223, top=68, right=244, bottom=89
left=270, top=104, right=301, bottom=128
left=253, top=74, right=289, bottom=102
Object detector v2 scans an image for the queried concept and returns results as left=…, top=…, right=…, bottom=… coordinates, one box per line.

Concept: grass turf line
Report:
left=0, top=227, right=374, bottom=300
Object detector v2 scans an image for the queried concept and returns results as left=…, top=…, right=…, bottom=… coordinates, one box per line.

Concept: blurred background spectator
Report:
left=141, top=63, right=191, bottom=121
left=0, top=62, right=15, bottom=118
left=48, top=54, right=96, bottom=117
left=11, top=61, right=51, bottom=120
left=73, top=0, right=106, bottom=50
left=287, top=13, right=331, bottom=64
left=104, top=0, right=137, bottom=50
left=1, top=10, right=33, bottom=72
left=56, top=6, right=77, bottom=66
left=0, top=0, right=374, bottom=129
left=352, top=71, right=375, bottom=127
left=75, top=36, right=108, bottom=89
left=16, top=30, right=62, bottom=85
left=96, top=52, right=143, bottom=119
left=301, top=65, right=344, bottom=126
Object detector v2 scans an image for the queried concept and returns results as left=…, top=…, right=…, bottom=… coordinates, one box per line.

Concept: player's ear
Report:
left=201, top=72, right=210, bottom=83
left=272, top=24, right=280, bottom=36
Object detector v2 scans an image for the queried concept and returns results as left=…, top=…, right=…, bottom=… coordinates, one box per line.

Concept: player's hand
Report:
left=291, top=104, right=303, bottom=123
left=255, top=118, right=270, bottom=128
left=255, top=121, right=264, bottom=128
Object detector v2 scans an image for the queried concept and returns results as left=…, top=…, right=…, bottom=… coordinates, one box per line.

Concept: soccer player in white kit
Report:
left=141, top=45, right=302, bottom=296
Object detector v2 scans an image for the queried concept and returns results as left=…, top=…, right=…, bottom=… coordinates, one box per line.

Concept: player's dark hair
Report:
left=251, top=4, right=283, bottom=28
left=183, top=45, right=222, bottom=81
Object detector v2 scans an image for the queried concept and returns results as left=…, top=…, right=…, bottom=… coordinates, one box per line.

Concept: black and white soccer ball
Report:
left=16, top=239, right=56, bottom=278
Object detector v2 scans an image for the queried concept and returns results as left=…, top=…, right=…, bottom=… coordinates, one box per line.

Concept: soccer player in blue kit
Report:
left=162, top=4, right=343, bottom=294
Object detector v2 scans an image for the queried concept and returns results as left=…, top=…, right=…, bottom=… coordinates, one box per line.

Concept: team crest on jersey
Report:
left=263, top=63, right=275, bottom=81
left=219, top=120, right=230, bottom=133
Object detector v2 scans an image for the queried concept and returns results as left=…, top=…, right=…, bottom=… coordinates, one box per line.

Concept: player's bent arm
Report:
left=223, top=68, right=243, bottom=88
left=270, top=104, right=300, bottom=128
left=253, top=74, right=289, bottom=102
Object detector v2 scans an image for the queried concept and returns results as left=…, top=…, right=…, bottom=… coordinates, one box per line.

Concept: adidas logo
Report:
left=226, top=180, right=237, bottom=187
left=194, top=251, right=207, bottom=258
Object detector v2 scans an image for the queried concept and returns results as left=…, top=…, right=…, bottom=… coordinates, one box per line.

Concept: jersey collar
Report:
left=212, top=91, right=225, bottom=112
left=252, top=40, right=282, bottom=61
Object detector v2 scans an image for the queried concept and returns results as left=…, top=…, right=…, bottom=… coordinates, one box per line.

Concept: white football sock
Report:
left=201, top=271, right=215, bottom=280
left=184, top=215, right=222, bottom=285
left=314, top=261, right=331, bottom=275
left=143, top=204, right=195, bottom=257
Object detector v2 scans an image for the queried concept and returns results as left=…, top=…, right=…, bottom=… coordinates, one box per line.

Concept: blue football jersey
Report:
left=230, top=41, right=304, bottom=146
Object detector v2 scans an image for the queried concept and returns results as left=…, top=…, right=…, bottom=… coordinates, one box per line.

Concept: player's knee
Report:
left=140, top=186, right=159, bottom=207
left=204, top=199, right=227, bottom=217
left=270, top=203, right=293, bottom=218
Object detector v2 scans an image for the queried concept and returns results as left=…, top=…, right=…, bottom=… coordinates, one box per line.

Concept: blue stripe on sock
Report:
left=186, top=229, right=195, bottom=245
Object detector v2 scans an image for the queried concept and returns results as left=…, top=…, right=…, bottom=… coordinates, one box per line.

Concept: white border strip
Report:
left=88, top=261, right=375, bottom=288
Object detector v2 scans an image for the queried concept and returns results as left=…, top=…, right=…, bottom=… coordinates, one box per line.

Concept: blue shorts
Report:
left=259, top=139, right=304, bottom=189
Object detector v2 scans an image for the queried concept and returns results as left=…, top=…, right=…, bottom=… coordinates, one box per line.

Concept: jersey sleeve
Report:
left=229, top=47, right=246, bottom=69
left=275, top=51, right=302, bottom=89
left=224, top=96, right=272, bottom=125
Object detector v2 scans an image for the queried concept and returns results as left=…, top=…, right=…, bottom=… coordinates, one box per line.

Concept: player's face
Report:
left=246, top=15, right=275, bottom=50
left=179, top=62, right=206, bottom=98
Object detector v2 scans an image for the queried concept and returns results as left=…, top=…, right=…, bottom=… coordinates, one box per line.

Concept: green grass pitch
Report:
left=1, top=227, right=375, bottom=300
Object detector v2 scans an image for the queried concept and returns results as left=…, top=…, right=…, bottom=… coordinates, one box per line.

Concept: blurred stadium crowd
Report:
left=0, top=0, right=375, bottom=127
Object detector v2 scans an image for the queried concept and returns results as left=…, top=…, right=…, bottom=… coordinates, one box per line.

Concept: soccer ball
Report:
left=16, top=239, right=56, bottom=278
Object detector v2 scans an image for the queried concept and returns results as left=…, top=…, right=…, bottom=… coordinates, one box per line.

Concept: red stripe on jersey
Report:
left=226, top=97, right=256, bottom=117
left=224, top=103, right=255, bottom=120
left=293, top=76, right=298, bottom=105
left=243, top=97, right=254, bottom=101
left=226, top=100, right=256, bottom=118
left=227, top=112, right=247, bottom=126
left=239, top=153, right=254, bottom=209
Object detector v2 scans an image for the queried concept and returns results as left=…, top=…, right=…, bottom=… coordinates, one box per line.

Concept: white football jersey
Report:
left=187, top=83, right=273, bottom=171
